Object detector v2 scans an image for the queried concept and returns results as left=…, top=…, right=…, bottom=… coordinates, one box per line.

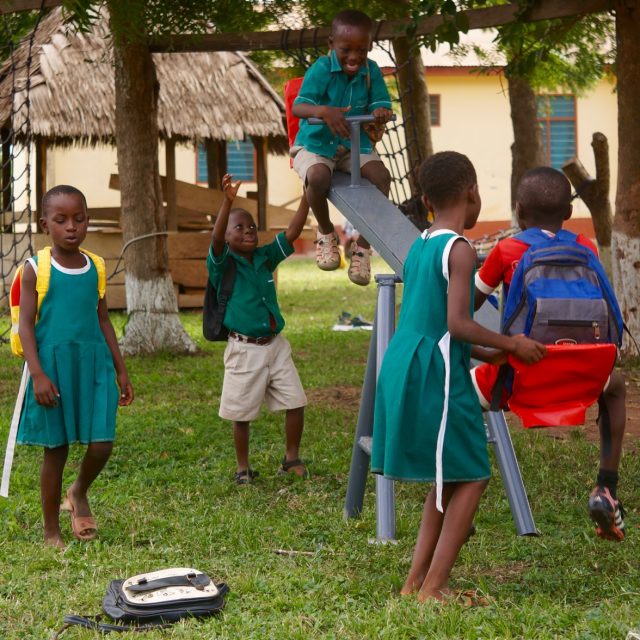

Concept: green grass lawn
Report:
left=0, top=258, right=639, bottom=639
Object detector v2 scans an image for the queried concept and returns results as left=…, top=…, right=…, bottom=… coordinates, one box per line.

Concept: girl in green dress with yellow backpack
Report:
left=371, top=153, right=546, bottom=603
left=17, top=185, right=133, bottom=548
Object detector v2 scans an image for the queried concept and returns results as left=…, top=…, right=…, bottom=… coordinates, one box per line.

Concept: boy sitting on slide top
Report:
left=292, top=9, right=393, bottom=286
left=472, top=167, right=627, bottom=541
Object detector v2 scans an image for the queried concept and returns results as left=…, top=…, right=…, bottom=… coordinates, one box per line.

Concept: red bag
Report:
left=284, top=77, right=304, bottom=149
left=507, top=343, right=617, bottom=428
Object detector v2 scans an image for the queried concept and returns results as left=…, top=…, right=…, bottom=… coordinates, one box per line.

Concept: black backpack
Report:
left=60, top=568, right=229, bottom=634
left=203, top=258, right=237, bottom=341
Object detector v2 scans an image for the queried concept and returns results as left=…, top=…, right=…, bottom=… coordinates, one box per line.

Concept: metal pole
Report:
left=486, top=410, right=538, bottom=536
left=374, top=274, right=399, bottom=542
left=344, top=314, right=378, bottom=519
left=350, top=121, right=361, bottom=187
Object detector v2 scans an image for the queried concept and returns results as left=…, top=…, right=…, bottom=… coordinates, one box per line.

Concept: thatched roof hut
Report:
left=0, top=6, right=288, bottom=151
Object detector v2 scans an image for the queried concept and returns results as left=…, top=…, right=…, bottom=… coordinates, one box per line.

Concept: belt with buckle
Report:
left=229, top=331, right=276, bottom=346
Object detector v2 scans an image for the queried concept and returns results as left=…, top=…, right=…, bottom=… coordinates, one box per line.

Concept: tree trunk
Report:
left=110, top=2, right=196, bottom=355
left=562, top=132, right=613, bottom=279
left=613, top=0, right=640, bottom=356
left=507, top=74, right=545, bottom=215
left=391, top=36, right=433, bottom=194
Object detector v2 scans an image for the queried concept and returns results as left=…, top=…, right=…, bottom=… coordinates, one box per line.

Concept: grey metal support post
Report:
left=349, top=120, right=362, bottom=187
left=374, top=274, right=399, bottom=542
left=486, top=411, right=538, bottom=536
left=343, top=315, right=378, bottom=519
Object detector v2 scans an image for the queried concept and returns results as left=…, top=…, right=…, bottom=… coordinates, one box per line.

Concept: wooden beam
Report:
left=165, top=137, right=177, bottom=231
left=0, top=0, right=62, bottom=13
left=35, top=137, right=46, bottom=232
left=109, top=173, right=312, bottom=232
left=149, top=0, right=614, bottom=53
left=205, top=139, right=226, bottom=190
left=253, top=136, right=268, bottom=231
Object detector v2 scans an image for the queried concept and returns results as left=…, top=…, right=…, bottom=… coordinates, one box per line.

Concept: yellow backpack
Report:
left=9, top=246, right=107, bottom=357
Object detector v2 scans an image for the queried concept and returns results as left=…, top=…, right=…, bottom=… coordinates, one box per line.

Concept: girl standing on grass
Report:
left=17, top=185, right=133, bottom=548
left=371, top=152, right=545, bottom=603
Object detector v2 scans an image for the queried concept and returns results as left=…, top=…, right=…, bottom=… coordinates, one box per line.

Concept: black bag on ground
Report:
left=203, top=258, right=236, bottom=341
left=61, top=568, right=229, bottom=634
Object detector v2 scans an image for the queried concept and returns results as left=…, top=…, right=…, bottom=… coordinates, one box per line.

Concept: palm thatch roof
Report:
left=0, top=6, right=288, bottom=152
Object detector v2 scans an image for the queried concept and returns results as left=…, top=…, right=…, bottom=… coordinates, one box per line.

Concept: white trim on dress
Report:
left=51, top=254, right=90, bottom=274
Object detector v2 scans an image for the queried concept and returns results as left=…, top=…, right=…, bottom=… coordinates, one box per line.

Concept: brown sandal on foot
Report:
left=278, top=457, right=309, bottom=479
left=60, top=491, right=98, bottom=541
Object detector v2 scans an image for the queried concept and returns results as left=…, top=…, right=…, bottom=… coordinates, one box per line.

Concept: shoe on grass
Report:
left=588, top=486, right=625, bottom=541
left=278, top=457, right=309, bottom=479
left=348, top=242, right=372, bottom=286
left=315, top=231, right=340, bottom=271
left=234, top=468, right=259, bottom=485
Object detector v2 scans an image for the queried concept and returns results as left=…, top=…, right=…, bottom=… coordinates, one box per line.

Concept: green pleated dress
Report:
left=17, top=254, right=119, bottom=448
left=371, top=229, right=490, bottom=510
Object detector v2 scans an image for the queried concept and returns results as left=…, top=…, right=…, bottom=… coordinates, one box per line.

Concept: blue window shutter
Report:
left=197, top=143, right=207, bottom=182
left=196, top=138, right=255, bottom=183
left=227, top=139, right=255, bottom=181
left=537, top=96, right=576, bottom=169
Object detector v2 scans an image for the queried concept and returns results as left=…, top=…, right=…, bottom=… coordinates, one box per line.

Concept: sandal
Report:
left=456, top=589, right=494, bottom=608
left=60, top=490, right=98, bottom=541
left=234, top=469, right=258, bottom=485
left=278, top=457, right=309, bottom=479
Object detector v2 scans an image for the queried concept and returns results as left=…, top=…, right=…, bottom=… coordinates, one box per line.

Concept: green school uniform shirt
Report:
left=206, top=231, right=294, bottom=337
left=293, top=50, right=392, bottom=158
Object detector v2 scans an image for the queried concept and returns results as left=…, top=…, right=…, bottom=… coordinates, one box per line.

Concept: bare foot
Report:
left=63, top=485, right=92, bottom=518
left=417, top=586, right=452, bottom=603
left=44, top=533, right=65, bottom=549
left=400, top=575, right=425, bottom=596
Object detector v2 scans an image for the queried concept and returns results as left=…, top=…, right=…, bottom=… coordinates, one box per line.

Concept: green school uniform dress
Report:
left=371, top=229, right=490, bottom=511
left=17, top=254, right=119, bottom=448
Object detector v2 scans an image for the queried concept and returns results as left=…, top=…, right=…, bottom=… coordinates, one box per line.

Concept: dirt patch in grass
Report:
left=307, top=385, right=362, bottom=410
left=310, top=375, right=640, bottom=452
left=478, top=560, right=532, bottom=584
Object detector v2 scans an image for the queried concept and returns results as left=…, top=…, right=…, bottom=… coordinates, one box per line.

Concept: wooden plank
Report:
left=109, top=173, right=309, bottom=233
left=169, top=258, right=208, bottom=288
left=105, top=283, right=126, bottom=310
left=149, top=0, right=613, bottom=53
left=179, top=292, right=206, bottom=309
left=32, top=231, right=124, bottom=258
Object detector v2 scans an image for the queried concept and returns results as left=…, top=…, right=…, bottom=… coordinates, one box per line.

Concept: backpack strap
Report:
left=59, top=614, right=172, bottom=634
left=79, top=248, right=107, bottom=299
left=213, top=258, right=237, bottom=337
left=35, top=247, right=52, bottom=317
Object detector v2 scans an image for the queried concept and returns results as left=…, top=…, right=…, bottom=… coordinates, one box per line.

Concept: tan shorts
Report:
left=219, top=334, right=307, bottom=422
left=292, top=146, right=382, bottom=182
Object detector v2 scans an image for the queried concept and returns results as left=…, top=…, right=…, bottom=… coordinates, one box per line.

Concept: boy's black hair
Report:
left=516, top=167, right=571, bottom=224
left=417, top=151, right=477, bottom=210
left=42, top=184, right=87, bottom=216
left=331, top=9, right=373, bottom=37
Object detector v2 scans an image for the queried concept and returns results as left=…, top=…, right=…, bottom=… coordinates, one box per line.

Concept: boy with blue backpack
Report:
left=472, top=167, right=627, bottom=541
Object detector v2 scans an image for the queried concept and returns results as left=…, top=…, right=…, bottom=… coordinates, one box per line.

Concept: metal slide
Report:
left=318, top=115, right=538, bottom=539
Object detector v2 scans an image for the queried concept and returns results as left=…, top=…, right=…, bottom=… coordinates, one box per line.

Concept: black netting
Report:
left=0, top=6, right=46, bottom=343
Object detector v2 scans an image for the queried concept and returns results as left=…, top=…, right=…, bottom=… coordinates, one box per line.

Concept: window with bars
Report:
left=537, top=95, right=577, bottom=169
left=197, top=138, right=255, bottom=183
left=429, top=94, right=441, bottom=127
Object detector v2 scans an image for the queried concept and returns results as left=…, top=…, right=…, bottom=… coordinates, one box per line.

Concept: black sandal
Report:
left=234, top=469, right=258, bottom=485
left=278, top=457, right=309, bottom=479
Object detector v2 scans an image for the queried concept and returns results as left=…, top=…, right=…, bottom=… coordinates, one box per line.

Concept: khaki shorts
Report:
left=219, top=334, right=307, bottom=422
left=292, top=146, right=382, bottom=183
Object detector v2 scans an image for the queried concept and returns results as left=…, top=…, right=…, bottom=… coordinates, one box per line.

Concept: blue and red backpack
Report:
left=501, top=228, right=623, bottom=347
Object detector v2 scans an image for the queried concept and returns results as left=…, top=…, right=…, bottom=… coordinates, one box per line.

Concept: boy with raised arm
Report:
left=292, top=9, right=393, bottom=285
left=207, top=175, right=309, bottom=484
